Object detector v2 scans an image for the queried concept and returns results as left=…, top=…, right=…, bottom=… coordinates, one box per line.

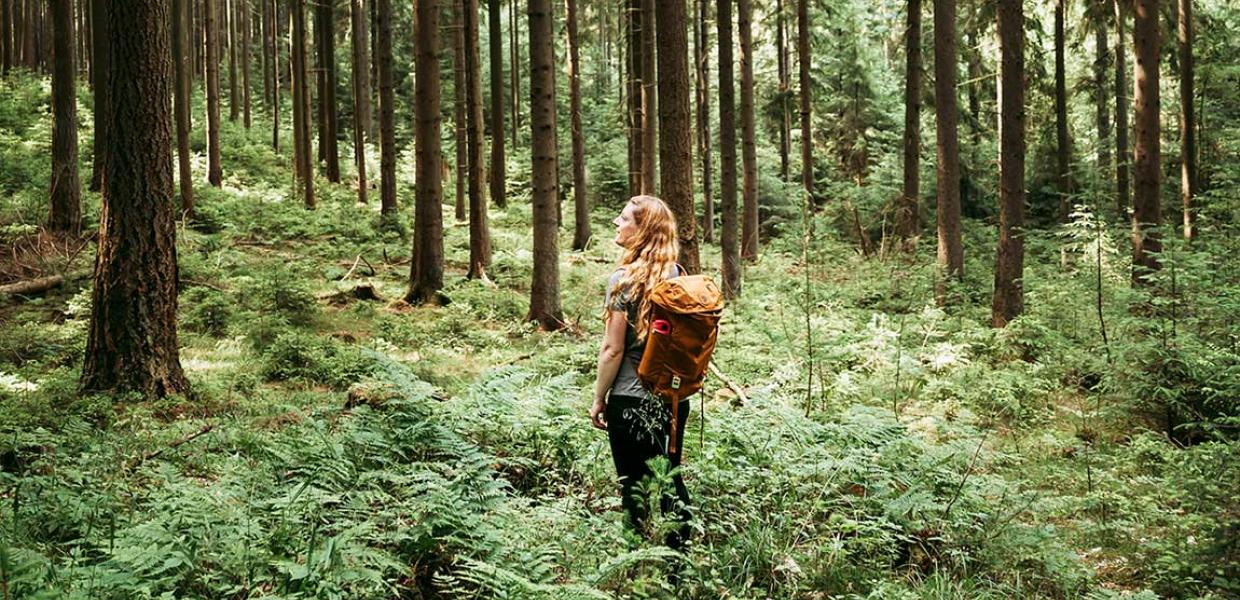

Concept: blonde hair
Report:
left=608, top=195, right=681, bottom=341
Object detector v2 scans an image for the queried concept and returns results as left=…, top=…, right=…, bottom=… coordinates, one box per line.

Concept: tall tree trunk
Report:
left=408, top=0, right=444, bottom=303
left=489, top=0, right=506, bottom=209
left=317, top=0, right=340, bottom=182
left=88, top=0, right=109, bottom=191
left=452, top=1, right=466, bottom=220
left=1178, top=0, right=1194, bottom=239
left=2, top=0, right=11, bottom=76
left=1113, top=0, right=1128, bottom=217
left=992, top=0, right=1024, bottom=327
left=775, top=0, right=789, bottom=181
left=292, top=0, right=315, bottom=207
left=934, top=0, right=963, bottom=301
left=261, top=0, right=271, bottom=109
left=897, top=0, right=921, bottom=240
left=228, top=0, right=238, bottom=121
left=508, top=0, right=518, bottom=148
left=271, top=0, right=280, bottom=150
left=376, top=0, right=395, bottom=215
left=369, top=0, right=377, bottom=140
left=242, top=0, right=251, bottom=128
left=173, top=0, right=194, bottom=216
left=1131, top=0, right=1160, bottom=285
left=797, top=0, right=811, bottom=198
left=738, top=0, right=757, bottom=261
left=465, top=0, right=491, bottom=278
left=626, top=0, right=641, bottom=196
left=718, top=0, right=739, bottom=297
left=566, top=0, right=588, bottom=250
left=49, top=0, right=79, bottom=235
left=81, top=0, right=190, bottom=398
left=639, top=0, right=656, bottom=194
left=932, top=0, right=962, bottom=302
left=695, top=0, right=713, bottom=243
left=350, top=0, right=369, bottom=204
left=22, top=0, right=34, bottom=68
left=657, top=0, right=697, bottom=273
left=206, top=0, right=222, bottom=186
left=1054, top=0, right=1072, bottom=222
left=1093, top=1, right=1111, bottom=190
left=528, top=0, right=563, bottom=327
left=75, top=0, right=83, bottom=77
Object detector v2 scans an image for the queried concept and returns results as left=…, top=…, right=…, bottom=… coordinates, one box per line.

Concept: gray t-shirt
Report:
left=605, top=266, right=680, bottom=399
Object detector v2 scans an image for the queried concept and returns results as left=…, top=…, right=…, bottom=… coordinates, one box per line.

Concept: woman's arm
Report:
left=589, top=311, right=629, bottom=429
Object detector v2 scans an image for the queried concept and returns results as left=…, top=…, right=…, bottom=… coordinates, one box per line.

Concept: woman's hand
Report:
left=589, top=398, right=608, bottom=430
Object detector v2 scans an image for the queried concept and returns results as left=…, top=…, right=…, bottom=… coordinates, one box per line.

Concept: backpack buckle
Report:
left=671, top=375, right=681, bottom=389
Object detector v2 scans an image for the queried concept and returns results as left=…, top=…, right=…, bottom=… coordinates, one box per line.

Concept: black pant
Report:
left=605, top=394, right=692, bottom=549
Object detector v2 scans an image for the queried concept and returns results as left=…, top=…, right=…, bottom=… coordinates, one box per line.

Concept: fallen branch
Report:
left=943, top=431, right=989, bottom=520
left=708, top=362, right=748, bottom=406
left=341, top=254, right=376, bottom=281
left=130, top=424, right=215, bottom=468
left=0, top=275, right=65, bottom=297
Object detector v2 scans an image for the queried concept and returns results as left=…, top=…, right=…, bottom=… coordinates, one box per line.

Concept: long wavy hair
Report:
left=607, top=195, right=680, bottom=341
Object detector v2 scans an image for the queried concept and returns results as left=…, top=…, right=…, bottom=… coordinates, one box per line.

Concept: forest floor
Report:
left=2, top=72, right=1236, bottom=599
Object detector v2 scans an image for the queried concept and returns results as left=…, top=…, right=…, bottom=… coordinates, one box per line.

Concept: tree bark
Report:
left=173, top=0, right=194, bottom=216
left=261, top=0, right=271, bottom=110
left=528, top=0, right=563, bottom=328
left=81, top=0, right=190, bottom=399
left=241, top=0, right=251, bottom=128
left=508, top=0, right=518, bottom=148
left=489, top=0, right=506, bottom=209
left=718, top=0, right=739, bottom=297
left=639, top=0, right=656, bottom=194
left=49, top=0, right=79, bottom=235
left=206, top=0, right=222, bottom=186
left=317, top=0, right=340, bottom=182
left=797, top=0, right=812, bottom=198
left=1178, top=0, right=1194, bottom=239
left=270, top=0, right=280, bottom=150
left=408, top=0, right=444, bottom=303
left=626, top=0, right=641, bottom=196
left=88, top=0, right=109, bottom=191
left=464, top=0, right=491, bottom=278
left=738, top=0, right=757, bottom=261
left=992, top=0, right=1024, bottom=327
left=695, top=0, right=713, bottom=243
left=657, top=0, right=697, bottom=273
left=1093, top=0, right=1111, bottom=193
left=2, top=0, right=10, bottom=76
left=228, top=0, right=238, bottom=122
left=1113, top=0, right=1128, bottom=217
left=566, top=0, right=588, bottom=250
left=376, top=0, right=395, bottom=215
left=1053, top=0, right=1072, bottom=222
left=934, top=0, right=963, bottom=301
left=452, top=1, right=466, bottom=220
left=775, top=0, right=788, bottom=182
left=292, top=0, right=315, bottom=207
left=350, top=0, right=369, bottom=204
left=1131, top=0, right=1161, bottom=285
left=896, top=0, right=921, bottom=240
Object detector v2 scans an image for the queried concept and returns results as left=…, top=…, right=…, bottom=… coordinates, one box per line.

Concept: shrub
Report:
left=246, top=268, right=319, bottom=326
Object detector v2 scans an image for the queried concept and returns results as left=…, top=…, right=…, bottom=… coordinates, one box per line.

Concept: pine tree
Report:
left=527, top=0, right=563, bottom=328
left=992, top=0, right=1025, bottom=327
left=408, top=0, right=444, bottom=304
left=48, top=0, right=79, bottom=234
left=718, top=0, right=740, bottom=297
left=81, top=0, right=189, bottom=398
left=350, top=0, right=370, bottom=204
left=1131, top=0, right=1161, bottom=284
left=657, top=0, right=697, bottom=272
left=567, top=0, right=589, bottom=250
left=738, top=0, right=758, bottom=261
left=896, top=0, right=921, bottom=241
left=933, top=0, right=963, bottom=301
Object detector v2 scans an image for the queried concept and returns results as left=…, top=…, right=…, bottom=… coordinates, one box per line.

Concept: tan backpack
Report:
left=636, top=273, right=724, bottom=453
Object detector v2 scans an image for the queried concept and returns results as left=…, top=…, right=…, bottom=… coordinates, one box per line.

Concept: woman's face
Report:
left=613, top=203, right=638, bottom=248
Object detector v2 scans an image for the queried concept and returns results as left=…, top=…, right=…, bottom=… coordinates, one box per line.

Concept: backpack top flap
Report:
left=649, top=275, right=724, bottom=315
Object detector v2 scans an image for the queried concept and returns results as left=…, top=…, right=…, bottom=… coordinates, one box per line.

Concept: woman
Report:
left=589, top=195, right=692, bottom=549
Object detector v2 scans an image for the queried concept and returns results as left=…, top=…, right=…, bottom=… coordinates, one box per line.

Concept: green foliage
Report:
left=245, top=267, right=320, bottom=327
left=181, top=286, right=234, bottom=337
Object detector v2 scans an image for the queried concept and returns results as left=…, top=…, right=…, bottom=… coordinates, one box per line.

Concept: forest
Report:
left=0, top=0, right=1238, bottom=597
